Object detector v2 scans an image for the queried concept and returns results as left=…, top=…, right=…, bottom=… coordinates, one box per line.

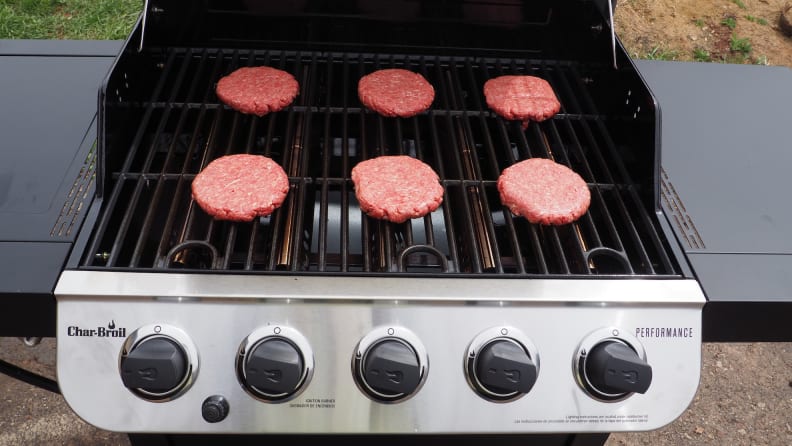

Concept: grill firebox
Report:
left=80, top=48, right=679, bottom=277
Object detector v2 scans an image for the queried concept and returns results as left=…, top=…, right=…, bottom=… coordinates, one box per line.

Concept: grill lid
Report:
left=137, top=0, right=614, bottom=60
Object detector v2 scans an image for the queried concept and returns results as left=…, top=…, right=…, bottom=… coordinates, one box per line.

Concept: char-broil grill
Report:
left=0, top=0, right=788, bottom=444
left=7, top=0, right=792, bottom=446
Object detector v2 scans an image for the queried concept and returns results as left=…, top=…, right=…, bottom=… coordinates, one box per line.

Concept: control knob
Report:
left=236, top=326, right=314, bottom=402
left=585, top=341, right=652, bottom=395
left=119, top=325, right=197, bottom=401
left=465, top=327, right=540, bottom=402
left=576, top=328, right=652, bottom=401
left=353, top=327, right=428, bottom=403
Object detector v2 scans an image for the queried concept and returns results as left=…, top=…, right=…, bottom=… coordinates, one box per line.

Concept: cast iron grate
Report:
left=81, top=47, right=679, bottom=277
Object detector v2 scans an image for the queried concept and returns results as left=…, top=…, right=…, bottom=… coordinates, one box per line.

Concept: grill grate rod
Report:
left=434, top=60, right=487, bottom=273
left=417, top=62, right=461, bottom=273
left=339, top=53, right=353, bottom=272
left=89, top=49, right=189, bottom=266
left=541, top=62, right=634, bottom=273
left=142, top=49, right=235, bottom=268
left=570, top=64, right=675, bottom=273
left=85, top=50, right=179, bottom=266
left=151, top=49, right=224, bottom=267
left=129, top=48, right=208, bottom=267
left=276, top=56, right=316, bottom=270
left=316, top=53, right=335, bottom=272
left=447, top=61, right=500, bottom=273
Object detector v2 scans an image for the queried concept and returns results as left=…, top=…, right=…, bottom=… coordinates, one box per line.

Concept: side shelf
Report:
left=0, top=40, right=122, bottom=337
left=636, top=59, right=792, bottom=341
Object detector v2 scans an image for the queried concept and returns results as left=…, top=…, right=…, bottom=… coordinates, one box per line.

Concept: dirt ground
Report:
left=615, top=0, right=792, bottom=67
left=606, top=343, right=792, bottom=446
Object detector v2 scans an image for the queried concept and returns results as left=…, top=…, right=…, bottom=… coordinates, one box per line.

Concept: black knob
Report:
left=120, top=336, right=187, bottom=395
left=362, top=339, right=421, bottom=397
left=244, top=338, right=304, bottom=397
left=475, top=339, right=537, bottom=395
left=586, top=341, right=652, bottom=395
left=202, top=395, right=229, bottom=423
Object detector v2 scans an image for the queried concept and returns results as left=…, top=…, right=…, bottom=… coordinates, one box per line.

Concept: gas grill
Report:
left=1, top=1, right=791, bottom=445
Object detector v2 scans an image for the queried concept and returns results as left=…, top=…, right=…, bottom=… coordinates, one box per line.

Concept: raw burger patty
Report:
left=351, top=155, right=444, bottom=223
left=192, top=154, right=289, bottom=222
left=498, top=158, right=590, bottom=225
left=358, top=69, right=435, bottom=117
left=216, top=66, right=299, bottom=116
left=484, top=75, right=560, bottom=121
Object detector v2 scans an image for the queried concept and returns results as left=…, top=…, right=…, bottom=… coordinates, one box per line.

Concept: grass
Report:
left=643, top=46, right=679, bottom=61
left=693, top=48, right=712, bottom=62
left=724, top=34, right=753, bottom=63
left=730, top=0, right=747, bottom=10
left=744, top=15, right=768, bottom=26
left=730, top=34, right=753, bottom=54
left=0, top=0, right=141, bottom=39
left=721, top=16, right=737, bottom=30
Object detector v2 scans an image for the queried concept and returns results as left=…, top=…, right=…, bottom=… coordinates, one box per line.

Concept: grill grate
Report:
left=82, top=47, right=679, bottom=277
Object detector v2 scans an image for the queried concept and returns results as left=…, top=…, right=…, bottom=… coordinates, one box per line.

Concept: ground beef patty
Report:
left=351, top=155, right=444, bottom=223
left=192, top=154, right=289, bottom=222
left=358, top=69, right=435, bottom=118
left=484, top=75, right=561, bottom=122
left=498, top=158, right=590, bottom=226
left=216, top=66, right=299, bottom=116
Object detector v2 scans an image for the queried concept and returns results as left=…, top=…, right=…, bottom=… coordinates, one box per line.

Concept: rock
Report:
left=781, top=2, right=792, bottom=37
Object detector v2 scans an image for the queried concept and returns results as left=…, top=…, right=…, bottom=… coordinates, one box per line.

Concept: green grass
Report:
left=693, top=48, right=712, bottom=62
left=725, top=34, right=753, bottom=63
left=721, top=16, right=737, bottom=29
left=643, top=46, right=679, bottom=61
left=730, top=0, right=747, bottom=10
left=730, top=34, right=752, bottom=54
left=744, top=15, right=768, bottom=26
left=0, top=0, right=141, bottom=39
left=694, top=18, right=706, bottom=27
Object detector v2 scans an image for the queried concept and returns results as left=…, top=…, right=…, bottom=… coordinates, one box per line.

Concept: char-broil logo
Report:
left=67, top=320, right=127, bottom=338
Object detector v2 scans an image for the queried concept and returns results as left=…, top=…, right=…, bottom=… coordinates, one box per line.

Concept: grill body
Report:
left=57, top=274, right=703, bottom=434
left=55, top=0, right=705, bottom=436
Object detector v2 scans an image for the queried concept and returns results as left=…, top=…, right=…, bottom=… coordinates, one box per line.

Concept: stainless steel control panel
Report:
left=56, top=272, right=704, bottom=434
